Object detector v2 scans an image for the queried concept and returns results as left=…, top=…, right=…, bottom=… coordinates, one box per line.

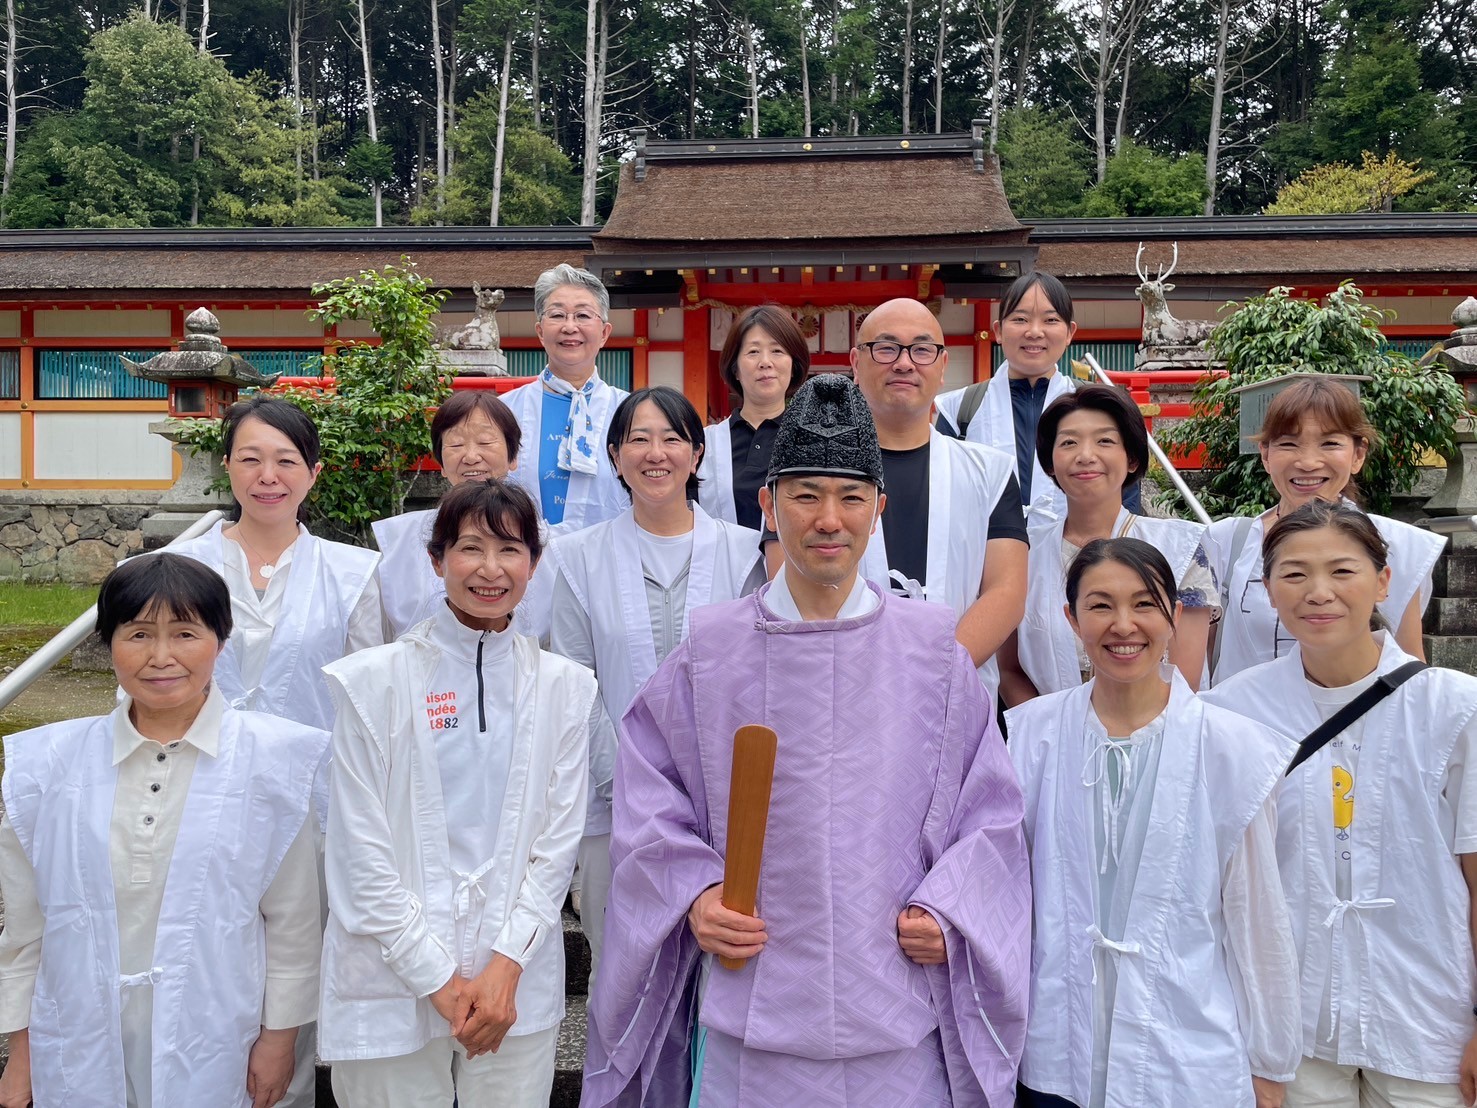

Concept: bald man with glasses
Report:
left=843, top=297, right=1029, bottom=699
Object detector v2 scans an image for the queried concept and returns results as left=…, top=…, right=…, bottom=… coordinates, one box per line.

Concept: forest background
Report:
left=0, top=0, right=1470, bottom=231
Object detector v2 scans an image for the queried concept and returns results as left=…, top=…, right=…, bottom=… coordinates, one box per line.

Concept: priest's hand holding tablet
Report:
left=688, top=884, right=768, bottom=962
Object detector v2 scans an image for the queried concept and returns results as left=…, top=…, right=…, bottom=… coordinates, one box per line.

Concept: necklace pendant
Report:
left=259, top=564, right=276, bottom=579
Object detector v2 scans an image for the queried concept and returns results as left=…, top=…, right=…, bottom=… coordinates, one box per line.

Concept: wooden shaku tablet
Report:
left=718, top=724, right=778, bottom=971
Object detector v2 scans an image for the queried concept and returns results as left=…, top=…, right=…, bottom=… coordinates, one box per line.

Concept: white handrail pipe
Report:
left=0, top=509, right=227, bottom=715
left=1081, top=354, right=1213, bottom=527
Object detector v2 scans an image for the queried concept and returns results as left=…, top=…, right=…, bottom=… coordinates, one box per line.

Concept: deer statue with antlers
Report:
left=1135, top=243, right=1215, bottom=349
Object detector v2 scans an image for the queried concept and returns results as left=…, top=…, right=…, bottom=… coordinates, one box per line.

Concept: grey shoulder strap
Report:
left=1210, top=516, right=1256, bottom=677
left=955, top=381, right=990, bottom=439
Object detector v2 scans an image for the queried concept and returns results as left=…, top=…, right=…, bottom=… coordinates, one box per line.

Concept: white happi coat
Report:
left=1, top=709, right=326, bottom=1108
left=318, top=626, right=594, bottom=1061
left=1205, top=509, right=1444, bottom=684
left=500, top=374, right=630, bottom=531
left=1204, top=635, right=1477, bottom=1083
left=548, top=504, right=762, bottom=835
left=696, top=418, right=738, bottom=524
left=371, top=508, right=553, bottom=642
left=937, top=363, right=1075, bottom=519
left=1006, top=675, right=1299, bottom=1107
left=169, top=520, right=378, bottom=730
left=858, top=429, right=1016, bottom=691
left=1019, top=509, right=1209, bottom=695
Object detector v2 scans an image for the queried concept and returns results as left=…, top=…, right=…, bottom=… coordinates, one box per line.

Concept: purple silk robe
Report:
left=582, top=582, right=1031, bottom=1107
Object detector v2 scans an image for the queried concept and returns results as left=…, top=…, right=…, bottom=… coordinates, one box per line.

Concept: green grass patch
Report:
left=0, top=582, right=98, bottom=627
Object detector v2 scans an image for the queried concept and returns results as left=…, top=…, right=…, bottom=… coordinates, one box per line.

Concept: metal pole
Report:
left=0, top=509, right=227, bottom=715
left=1082, top=353, right=1214, bottom=527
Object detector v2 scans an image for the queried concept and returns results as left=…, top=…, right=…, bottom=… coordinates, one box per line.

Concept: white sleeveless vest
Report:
left=1, top=710, right=325, bottom=1108
left=500, top=375, right=630, bottom=531
left=1205, top=636, right=1477, bottom=1083
left=1206, top=509, right=1444, bottom=684
left=1019, top=508, right=1208, bottom=695
left=1007, top=675, right=1296, bottom=1106
left=169, top=520, right=377, bottom=731
left=696, top=418, right=737, bottom=524
left=549, top=504, right=761, bottom=832
left=858, top=430, right=1016, bottom=692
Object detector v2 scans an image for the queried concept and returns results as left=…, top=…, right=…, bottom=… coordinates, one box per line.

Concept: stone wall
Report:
left=0, top=491, right=161, bottom=584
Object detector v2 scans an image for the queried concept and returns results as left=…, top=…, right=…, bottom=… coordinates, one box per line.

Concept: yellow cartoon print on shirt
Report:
left=1333, top=766, right=1354, bottom=831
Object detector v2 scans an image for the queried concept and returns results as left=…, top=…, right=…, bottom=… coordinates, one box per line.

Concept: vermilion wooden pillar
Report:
left=682, top=304, right=710, bottom=419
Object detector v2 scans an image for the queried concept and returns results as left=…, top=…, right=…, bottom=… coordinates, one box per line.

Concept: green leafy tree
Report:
left=996, top=106, right=1091, bottom=217
left=1265, top=151, right=1434, bottom=214
left=180, top=262, right=452, bottom=540
left=1160, top=284, right=1467, bottom=516
left=1081, top=140, right=1208, bottom=216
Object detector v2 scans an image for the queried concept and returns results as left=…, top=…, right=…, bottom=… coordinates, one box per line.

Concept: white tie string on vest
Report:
left=1320, top=896, right=1396, bottom=1044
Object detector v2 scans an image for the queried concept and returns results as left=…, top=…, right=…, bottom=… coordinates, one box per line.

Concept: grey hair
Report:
left=533, top=264, right=610, bottom=320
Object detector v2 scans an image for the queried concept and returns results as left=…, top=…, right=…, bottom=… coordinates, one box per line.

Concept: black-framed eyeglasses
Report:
left=859, top=341, right=945, bottom=366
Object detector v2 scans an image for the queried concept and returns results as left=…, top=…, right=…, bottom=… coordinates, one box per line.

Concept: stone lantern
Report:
left=1423, top=297, right=1477, bottom=518
left=124, top=307, right=279, bottom=547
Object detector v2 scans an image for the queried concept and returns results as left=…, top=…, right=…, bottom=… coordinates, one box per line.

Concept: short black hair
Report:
left=606, top=386, right=706, bottom=501
left=1036, top=384, right=1150, bottom=491
left=430, top=390, right=523, bottom=465
left=999, top=270, right=1074, bottom=325
left=96, top=553, right=234, bottom=645
left=427, top=478, right=543, bottom=564
left=1064, top=537, right=1177, bottom=625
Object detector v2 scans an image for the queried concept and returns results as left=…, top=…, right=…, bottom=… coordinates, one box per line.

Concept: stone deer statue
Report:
left=1135, top=244, right=1215, bottom=348
left=448, top=284, right=506, bottom=351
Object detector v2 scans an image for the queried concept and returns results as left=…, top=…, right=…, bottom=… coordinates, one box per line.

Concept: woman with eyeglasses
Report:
left=697, top=305, right=808, bottom=531
left=547, top=387, right=764, bottom=989
left=1009, top=537, right=1300, bottom=1108
left=1205, top=376, right=1443, bottom=684
left=999, top=385, right=1216, bottom=707
left=1204, top=501, right=1477, bottom=1108
left=500, top=263, right=630, bottom=534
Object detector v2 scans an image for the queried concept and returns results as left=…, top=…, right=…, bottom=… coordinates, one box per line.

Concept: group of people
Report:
left=0, top=262, right=1472, bottom=1108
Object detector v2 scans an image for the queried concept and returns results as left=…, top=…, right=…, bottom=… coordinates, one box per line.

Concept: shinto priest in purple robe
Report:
left=581, top=374, right=1032, bottom=1107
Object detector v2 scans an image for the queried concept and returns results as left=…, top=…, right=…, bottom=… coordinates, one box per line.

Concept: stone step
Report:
left=1431, top=553, right=1477, bottom=598
left=1424, top=597, right=1477, bottom=636
left=1425, top=634, right=1477, bottom=674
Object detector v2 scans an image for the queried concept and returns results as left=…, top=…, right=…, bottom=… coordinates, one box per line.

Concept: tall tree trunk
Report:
left=311, top=59, right=321, bottom=180
left=1113, top=39, right=1132, bottom=152
left=799, top=1, right=812, bottom=137
left=429, top=0, right=446, bottom=216
left=901, top=0, right=913, bottom=134
left=933, top=0, right=945, bottom=132
left=1203, top=0, right=1229, bottom=214
left=686, top=5, right=697, bottom=136
left=1014, top=0, right=1035, bottom=104
left=490, top=31, right=512, bottom=225
left=354, top=0, right=382, bottom=226
left=178, top=0, right=186, bottom=32
left=989, top=0, right=1005, bottom=149
left=197, top=0, right=209, bottom=49
left=829, top=0, right=838, bottom=107
left=447, top=25, right=458, bottom=178
left=1093, top=1, right=1109, bottom=181
left=580, top=0, right=599, bottom=222
left=416, top=114, right=426, bottom=206
left=531, top=0, right=541, bottom=131
left=289, top=0, right=303, bottom=199
left=742, top=16, right=759, bottom=137
left=2, top=0, right=16, bottom=222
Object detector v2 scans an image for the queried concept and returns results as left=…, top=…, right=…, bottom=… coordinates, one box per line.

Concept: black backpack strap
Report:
left=1285, top=660, right=1429, bottom=775
left=955, top=380, right=989, bottom=438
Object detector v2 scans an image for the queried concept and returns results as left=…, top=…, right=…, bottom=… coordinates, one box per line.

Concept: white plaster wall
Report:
left=648, top=351, right=685, bottom=391
left=822, top=311, right=851, bottom=353
left=936, top=299, right=975, bottom=333
left=1072, top=300, right=1142, bottom=329
left=1368, top=295, right=1464, bottom=327
left=0, top=413, right=20, bottom=478
left=33, top=309, right=173, bottom=338
left=33, top=413, right=173, bottom=481
left=0, top=312, right=20, bottom=338
left=649, top=308, right=684, bottom=343
left=607, top=309, right=635, bottom=338
left=214, top=309, right=322, bottom=338
left=942, top=347, right=975, bottom=391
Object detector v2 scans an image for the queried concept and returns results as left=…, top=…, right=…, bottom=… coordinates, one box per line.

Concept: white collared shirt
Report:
left=764, top=565, right=879, bottom=621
